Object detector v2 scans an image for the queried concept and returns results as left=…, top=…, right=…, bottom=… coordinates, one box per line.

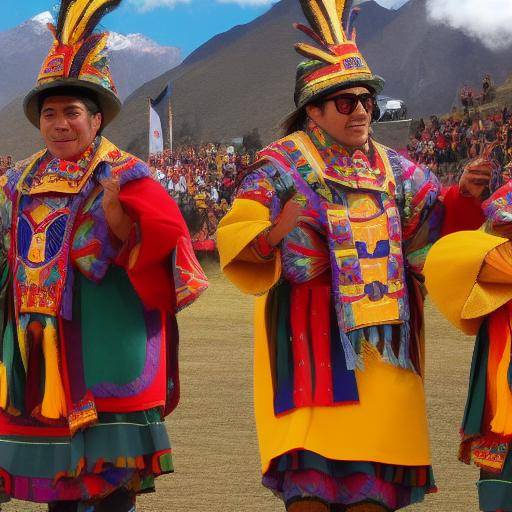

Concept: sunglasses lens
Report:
left=360, top=94, right=375, bottom=112
left=331, top=94, right=375, bottom=115
left=334, top=97, right=357, bottom=115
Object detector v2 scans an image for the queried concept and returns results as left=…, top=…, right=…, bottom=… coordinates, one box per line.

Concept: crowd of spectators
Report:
left=149, top=144, right=254, bottom=250
left=459, top=74, right=496, bottom=114
left=0, top=156, right=12, bottom=174
left=407, top=106, right=512, bottom=185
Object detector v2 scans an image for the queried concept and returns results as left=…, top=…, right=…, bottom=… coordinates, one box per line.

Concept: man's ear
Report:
left=92, top=112, right=103, bottom=133
left=305, top=103, right=319, bottom=122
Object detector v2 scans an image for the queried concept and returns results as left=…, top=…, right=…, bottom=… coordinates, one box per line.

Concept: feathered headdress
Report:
left=292, top=0, right=384, bottom=109
left=24, top=0, right=123, bottom=128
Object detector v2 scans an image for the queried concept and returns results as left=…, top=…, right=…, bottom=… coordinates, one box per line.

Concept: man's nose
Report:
left=54, top=115, right=70, bottom=130
left=353, top=99, right=368, bottom=116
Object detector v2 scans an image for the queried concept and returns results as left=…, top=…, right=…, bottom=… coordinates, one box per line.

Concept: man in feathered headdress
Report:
left=0, top=1, right=207, bottom=511
left=217, top=1, right=490, bottom=511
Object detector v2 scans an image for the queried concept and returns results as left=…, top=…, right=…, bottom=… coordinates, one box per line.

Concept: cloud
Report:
left=426, top=0, right=512, bottom=50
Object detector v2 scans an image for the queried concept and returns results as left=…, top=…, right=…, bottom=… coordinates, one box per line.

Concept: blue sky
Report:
left=2, top=0, right=400, bottom=56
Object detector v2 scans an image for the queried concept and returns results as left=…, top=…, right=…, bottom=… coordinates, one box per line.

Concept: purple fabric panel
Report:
left=262, top=468, right=418, bottom=509
left=164, top=313, right=180, bottom=415
left=90, top=309, right=161, bottom=398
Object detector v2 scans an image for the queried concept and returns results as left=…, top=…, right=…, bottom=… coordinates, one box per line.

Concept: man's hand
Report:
left=101, top=177, right=132, bottom=242
left=101, top=176, right=121, bottom=208
left=267, top=196, right=303, bottom=247
left=459, top=157, right=493, bottom=200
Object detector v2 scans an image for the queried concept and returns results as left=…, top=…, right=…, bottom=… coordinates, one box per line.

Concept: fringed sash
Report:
left=259, top=131, right=412, bottom=373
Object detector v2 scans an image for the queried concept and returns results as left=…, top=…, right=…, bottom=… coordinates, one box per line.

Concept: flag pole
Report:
left=148, top=97, right=151, bottom=160
left=168, top=97, right=173, bottom=153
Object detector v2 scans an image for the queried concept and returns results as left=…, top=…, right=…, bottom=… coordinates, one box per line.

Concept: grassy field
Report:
left=4, top=261, right=480, bottom=511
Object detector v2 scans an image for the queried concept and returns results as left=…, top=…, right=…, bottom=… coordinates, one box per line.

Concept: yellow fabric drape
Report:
left=252, top=296, right=431, bottom=473
left=218, top=198, right=431, bottom=473
left=217, top=199, right=281, bottom=295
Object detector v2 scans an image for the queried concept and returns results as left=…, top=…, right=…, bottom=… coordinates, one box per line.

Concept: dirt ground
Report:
left=4, top=261, right=480, bottom=511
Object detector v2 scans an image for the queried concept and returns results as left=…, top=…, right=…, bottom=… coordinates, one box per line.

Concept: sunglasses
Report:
left=325, top=92, right=376, bottom=116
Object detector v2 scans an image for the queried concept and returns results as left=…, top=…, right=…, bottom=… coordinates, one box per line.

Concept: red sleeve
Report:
left=117, top=177, right=190, bottom=312
left=441, top=185, right=486, bottom=237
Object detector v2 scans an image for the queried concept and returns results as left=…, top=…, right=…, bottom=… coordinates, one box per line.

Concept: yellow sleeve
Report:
left=217, top=198, right=281, bottom=295
left=424, top=230, right=511, bottom=335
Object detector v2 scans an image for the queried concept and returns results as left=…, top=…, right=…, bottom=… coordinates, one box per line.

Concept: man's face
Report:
left=306, top=86, right=373, bottom=149
left=39, top=96, right=102, bottom=161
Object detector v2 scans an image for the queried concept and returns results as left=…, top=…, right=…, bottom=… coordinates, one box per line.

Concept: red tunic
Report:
left=441, top=185, right=485, bottom=237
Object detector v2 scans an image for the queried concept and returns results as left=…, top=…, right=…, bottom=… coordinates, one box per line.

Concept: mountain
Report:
left=1, top=0, right=512, bottom=159
left=105, top=0, right=399, bottom=157
left=105, top=0, right=512, bottom=158
left=0, top=12, right=181, bottom=108
left=390, top=0, right=410, bottom=9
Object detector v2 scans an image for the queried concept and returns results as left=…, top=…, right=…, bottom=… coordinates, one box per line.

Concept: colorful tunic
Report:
left=0, top=137, right=207, bottom=503
left=454, top=183, right=512, bottom=511
left=217, top=126, right=445, bottom=509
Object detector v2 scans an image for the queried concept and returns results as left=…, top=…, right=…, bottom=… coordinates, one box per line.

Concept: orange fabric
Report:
left=487, top=304, right=512, bottom=436
left=480, top=243, right=512, bottom=284
left=487, top=307, right=507, bottom=423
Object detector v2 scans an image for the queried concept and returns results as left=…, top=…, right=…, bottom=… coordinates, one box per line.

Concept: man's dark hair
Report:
left=38, top=86, right=103, bottom=133
left=281, top=84, right=376, bottom=136
left=281, top=101, right=325, bottom=136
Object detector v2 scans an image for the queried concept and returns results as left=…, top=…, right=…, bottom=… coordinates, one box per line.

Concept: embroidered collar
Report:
left=305, top=125, right=393, bottom=193
left=19, top=137, right=107, bottom=195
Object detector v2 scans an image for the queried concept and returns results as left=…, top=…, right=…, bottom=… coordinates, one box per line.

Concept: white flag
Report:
left=149, top=103, right=164, bottom=156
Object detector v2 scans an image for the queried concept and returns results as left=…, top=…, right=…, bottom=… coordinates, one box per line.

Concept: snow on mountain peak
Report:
left=31, top=11, right=54, bottom=25
left=28, top=12, right=174, bottom=57
left=29, top=11, right=55, bottom=35
left=108, top=32, right=171, bottom=56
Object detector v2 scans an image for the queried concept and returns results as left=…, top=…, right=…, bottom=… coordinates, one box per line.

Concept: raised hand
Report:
left=459, top=157, right=493, bottom=199
left=100, top=177, right=132, bottom=242
left=267, top=196, right=303, bottom=247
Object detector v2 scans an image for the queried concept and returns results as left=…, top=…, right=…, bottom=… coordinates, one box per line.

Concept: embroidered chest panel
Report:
left=14, top=194, right=75, bottom=316
left=325, top=189, right=405, bottom=331
left=260, top=131, right=408, bottom=331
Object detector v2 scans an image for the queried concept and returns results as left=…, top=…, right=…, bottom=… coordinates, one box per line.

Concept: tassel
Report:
left=17, top=315, right=30, bottom=371
left=0, top=362, right=7, bottom=409
left=382, top=325, right=399, bottom=366
left=349, top=330, right=365, bottom=369
left=368, top=326, right=379, bottom=346
left=340, top=329, right=357, bottom=371
left=41, top=322, right=67, bottom=419
left=398, top=322, right=413, bottom=370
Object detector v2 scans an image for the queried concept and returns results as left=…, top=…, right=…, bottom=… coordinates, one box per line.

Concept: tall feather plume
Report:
left=298, top=0, right=347, bottom=46
left=55, top=0, right=122, bottom=45
left=341, top=0, right=353, bottom=32
left=294, top=23, right=326, bottom=47
left=346, top=7, right=360, bottom=39
left=55, top=0, right=74, bottom=41
left=295, top=42, right=339, bottom=63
